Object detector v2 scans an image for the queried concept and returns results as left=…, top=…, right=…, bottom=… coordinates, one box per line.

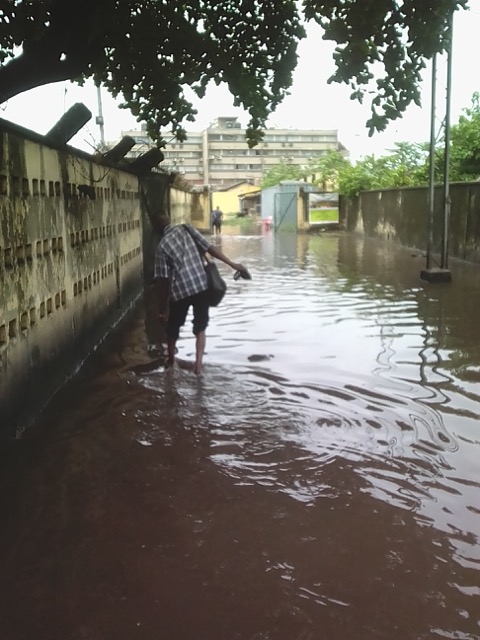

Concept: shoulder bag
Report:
left=183, top=224, right=227, bottom=307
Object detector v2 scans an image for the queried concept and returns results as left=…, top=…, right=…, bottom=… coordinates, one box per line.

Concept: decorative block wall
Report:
left=0, top=119, right=143, bottom=442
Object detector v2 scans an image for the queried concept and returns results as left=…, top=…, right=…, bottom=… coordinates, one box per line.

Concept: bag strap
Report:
left=183, top=224, right=212, bottom=263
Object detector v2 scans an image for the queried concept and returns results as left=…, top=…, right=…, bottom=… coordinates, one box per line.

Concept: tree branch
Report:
left=0, top=0, right=106, bottom=104
left=0, top=47, right=88, bottom=104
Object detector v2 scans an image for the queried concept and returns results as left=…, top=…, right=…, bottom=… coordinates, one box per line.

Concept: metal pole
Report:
left=96, top=84, right=105, bottom=149
left=209, top=185, right=213, bottom=231
left=441, top=14, right=454, bottom=269
left=426, top=53, right=437, bottom=270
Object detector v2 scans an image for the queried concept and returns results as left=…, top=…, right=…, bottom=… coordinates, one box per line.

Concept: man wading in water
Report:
left=211, top=206, right=223, bottom=235
left=152, top=213, right=249, bottom=374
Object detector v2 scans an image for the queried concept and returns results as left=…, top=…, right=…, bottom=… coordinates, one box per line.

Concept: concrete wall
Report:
left=170, top=185, right=194, bottom=225
left=340, top=182, right=480, bottom=263
left=190, top=190, right=210, bottom=231
left=0, top=119, right=141, bottom=443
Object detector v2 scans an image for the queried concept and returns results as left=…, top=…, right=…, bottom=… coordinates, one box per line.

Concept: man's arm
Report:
left=207, top=244, right=247, bottom=273
left=186, top=224, right=249, bottom=275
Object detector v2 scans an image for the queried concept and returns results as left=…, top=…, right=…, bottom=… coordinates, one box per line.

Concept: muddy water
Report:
left=0, top=231, right=479, bottom=640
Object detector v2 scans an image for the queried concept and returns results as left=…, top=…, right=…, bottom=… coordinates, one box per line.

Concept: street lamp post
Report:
left=421, top=13, right=453, bottom=284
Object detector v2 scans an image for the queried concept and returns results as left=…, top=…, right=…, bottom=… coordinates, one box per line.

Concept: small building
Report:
left=238, top=189, right=261, bottom=217
left=261, top=180, right=338, bottom=231
left=211, top=181, right=258, bottom=216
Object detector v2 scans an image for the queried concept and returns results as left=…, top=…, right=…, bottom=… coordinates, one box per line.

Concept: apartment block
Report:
left=118, top=116, right=347, bottom=188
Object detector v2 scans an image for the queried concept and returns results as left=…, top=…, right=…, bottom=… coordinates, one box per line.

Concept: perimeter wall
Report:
left=340, top=183, right=480, bottom=263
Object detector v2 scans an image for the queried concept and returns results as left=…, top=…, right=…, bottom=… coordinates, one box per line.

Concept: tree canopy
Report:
left=257, top=91, right=480, bottom=194
left=307, top=150, right=350, bottom=191
left=448, top=92, right=480, bottom=180
left=338, top=93, right=480, bottom=196
left=0, top=0, right=467, bottom=145
left=336, top=145, right=427, bottom=196
left=261, top=158, right=303, bottom=188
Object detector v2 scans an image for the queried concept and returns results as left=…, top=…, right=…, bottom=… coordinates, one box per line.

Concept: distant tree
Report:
left=338, top=156, right=377, bottom=197
left=307, top=150, right=349, bottom=191
left=386, top=142, right=429, bottom=177
left=447, top=92, right=480, bottom=181
left=0, top=0, right=467, bottom=145
left=261, top=159, right=303, bottom=188
left=337, top=92, right=480, bottom=197
left=384, top=94, right=480, bottom=187
left=376, top=142, right=430, bottom=187
left=337, top=143, right=430, bottom=197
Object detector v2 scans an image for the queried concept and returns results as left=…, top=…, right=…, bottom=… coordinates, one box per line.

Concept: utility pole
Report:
left=95, top=83, right=106, bottom=150
left=421, top=14, right=453, bottom=284
left=441, top=12, right=454, bottom=273
left=425, top=53, right=437, bottom=272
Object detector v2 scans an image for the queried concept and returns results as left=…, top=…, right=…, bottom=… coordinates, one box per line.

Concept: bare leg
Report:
left=166, top=336, right=176, bottom=368
left=194, top=331, right=206, bottom=374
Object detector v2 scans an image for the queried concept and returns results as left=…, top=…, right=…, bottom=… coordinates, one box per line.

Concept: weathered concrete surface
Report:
left=340, top=182, right=480, bottom=264
left=0, top=117, right=147, bottom=443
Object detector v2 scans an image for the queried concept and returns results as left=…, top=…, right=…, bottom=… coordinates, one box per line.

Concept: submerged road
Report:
left=0, top=229, right=479, bottom=640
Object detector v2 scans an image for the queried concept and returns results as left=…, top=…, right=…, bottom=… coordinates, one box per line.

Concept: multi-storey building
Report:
left=118, top=116, right=348, bottom=188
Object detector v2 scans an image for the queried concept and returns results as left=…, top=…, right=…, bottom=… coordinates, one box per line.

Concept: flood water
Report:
left=1, top=229, right=479, bottom=640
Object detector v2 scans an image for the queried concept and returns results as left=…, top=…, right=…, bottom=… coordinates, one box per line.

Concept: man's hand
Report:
left=233, top=265, right=252, bottom=280
left=232, top=262, right=247, bottom=273
left=207, top=245, right=250, bottom=278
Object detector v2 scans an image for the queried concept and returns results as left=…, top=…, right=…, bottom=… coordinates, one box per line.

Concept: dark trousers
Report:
left=166, top=289, right=210, bottom=341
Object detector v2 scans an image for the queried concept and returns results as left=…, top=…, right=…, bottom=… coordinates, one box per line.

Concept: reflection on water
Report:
left=1, top=231, right=480, bottom=640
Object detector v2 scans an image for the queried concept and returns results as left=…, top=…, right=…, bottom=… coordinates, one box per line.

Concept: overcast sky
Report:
left=1, top=4, right=478, bottom=162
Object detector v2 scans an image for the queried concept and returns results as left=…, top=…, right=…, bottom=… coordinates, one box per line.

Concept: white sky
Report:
left=1, top=4, right=478, bottom=162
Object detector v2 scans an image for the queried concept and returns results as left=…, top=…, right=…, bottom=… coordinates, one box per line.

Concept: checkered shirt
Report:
left=154, top=224, right=211, bottom=301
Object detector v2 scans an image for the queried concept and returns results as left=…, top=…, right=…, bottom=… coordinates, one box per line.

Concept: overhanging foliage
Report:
left=0, top=0, right=468, bottom=146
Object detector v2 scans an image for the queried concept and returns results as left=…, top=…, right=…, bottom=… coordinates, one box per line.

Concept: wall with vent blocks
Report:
left=0, top=121, right=144, bottom=442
